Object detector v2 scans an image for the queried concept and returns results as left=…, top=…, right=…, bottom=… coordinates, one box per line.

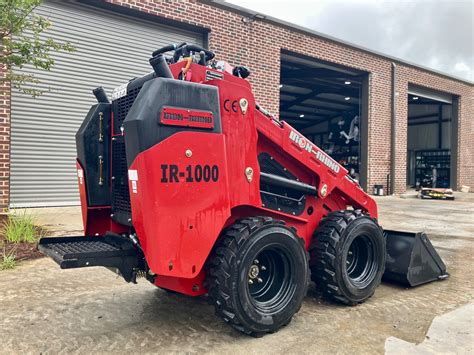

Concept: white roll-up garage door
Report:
left=408, top=85, right=453, bottom=104
left=11, top=0, right=205, bottom=207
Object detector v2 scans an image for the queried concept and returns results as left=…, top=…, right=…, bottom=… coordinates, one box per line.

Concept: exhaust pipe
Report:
left=383, top=230, right=449, bottom=287
left=149, top=54, right=173, bottom=79
left=92, top=87, right=109, bottom=103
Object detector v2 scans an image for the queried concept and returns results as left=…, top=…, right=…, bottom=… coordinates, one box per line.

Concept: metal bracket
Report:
left=98, top=111, right=104, bottom=142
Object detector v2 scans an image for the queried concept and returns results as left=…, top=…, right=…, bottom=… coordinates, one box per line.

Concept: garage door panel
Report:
left=10, top=0, right=204, bottom=207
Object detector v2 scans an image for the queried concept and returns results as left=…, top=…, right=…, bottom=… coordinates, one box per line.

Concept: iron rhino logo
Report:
left=289, top=130, right=340, bottom=173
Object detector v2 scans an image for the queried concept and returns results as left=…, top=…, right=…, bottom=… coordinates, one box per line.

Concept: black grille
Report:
left=111, top=86, right=142, bottom=225
left=114, top=87, right=141, bottom=135
left=112, top=136, right=131, bottom=219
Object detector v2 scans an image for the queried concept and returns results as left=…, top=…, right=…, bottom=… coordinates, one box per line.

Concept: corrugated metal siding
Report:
left=11, top=0, right=204, bottom=207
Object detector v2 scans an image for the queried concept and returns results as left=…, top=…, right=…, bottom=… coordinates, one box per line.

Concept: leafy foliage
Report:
left=0, top=0, right=75, bottom=96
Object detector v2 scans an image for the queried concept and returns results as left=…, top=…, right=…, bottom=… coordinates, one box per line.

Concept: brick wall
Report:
left=0, top=0, right=471, bottom=208
left=106, top=0, right=471, bottom=194
left=0, top=63, right=10, bottom=210
left=395, top=67, right=474, bottom=192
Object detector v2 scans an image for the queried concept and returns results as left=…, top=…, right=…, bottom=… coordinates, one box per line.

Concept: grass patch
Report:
left=2, top=210, right=45, bottom=244
left=0, top=210, right=47, bottom=270
left=0, top=247, right=16, bottom=270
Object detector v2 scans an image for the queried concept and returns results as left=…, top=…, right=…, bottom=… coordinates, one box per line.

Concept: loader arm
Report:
left=255, top=111, right=378, bottom=218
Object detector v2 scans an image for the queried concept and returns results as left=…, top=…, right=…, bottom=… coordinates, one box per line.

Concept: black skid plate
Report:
left=38, top=234, right=143, bottom=282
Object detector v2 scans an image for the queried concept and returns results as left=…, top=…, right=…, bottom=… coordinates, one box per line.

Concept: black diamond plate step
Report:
left=38, top=234, right=143, bottom=282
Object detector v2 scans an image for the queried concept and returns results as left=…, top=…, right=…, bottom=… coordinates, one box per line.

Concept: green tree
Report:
left=0, top=0, right=74, bottom=96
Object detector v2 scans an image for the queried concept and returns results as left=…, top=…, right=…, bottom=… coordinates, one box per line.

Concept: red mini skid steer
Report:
left=39, top=44, right=448, bottom=336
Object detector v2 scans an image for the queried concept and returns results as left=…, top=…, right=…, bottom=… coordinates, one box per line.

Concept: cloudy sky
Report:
left=227, top=0, right=474, bottom=82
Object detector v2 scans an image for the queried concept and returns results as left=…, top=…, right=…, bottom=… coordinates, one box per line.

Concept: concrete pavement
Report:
left=1, top=194, right=473, bottom=353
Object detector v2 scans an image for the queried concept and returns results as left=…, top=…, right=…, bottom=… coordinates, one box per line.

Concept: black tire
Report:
left=309, top=210, right=385, bottom=305
left=205, top=216, right=308, bottom=336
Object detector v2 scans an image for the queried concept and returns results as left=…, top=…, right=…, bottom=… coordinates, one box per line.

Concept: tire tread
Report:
left=206, top=217, right=273, bottom=336
left=309, top=210, right=383, bottom=305
left=205, top=216, right=306, bottom=336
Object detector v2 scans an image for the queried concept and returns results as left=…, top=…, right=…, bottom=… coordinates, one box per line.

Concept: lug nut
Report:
left=254, top=259, right=259, bottom=264
left=261, top=265, right=266, bottom=271
left=248, top=279, right=254, bottom=285
left=257, top=278, right=263, bottom=283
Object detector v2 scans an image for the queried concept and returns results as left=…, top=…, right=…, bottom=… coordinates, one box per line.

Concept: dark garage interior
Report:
left=407, top=92, right=454, bottom=189
left=279, top=51, right=368, bottom=187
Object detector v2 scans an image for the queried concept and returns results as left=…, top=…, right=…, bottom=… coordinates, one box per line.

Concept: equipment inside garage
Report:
left=279, top=51, right=367, bottom=186
left=406, top=91, right=454, bottom=189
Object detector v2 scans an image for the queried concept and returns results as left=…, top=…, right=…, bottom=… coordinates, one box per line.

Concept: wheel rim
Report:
left=247, top=246, right=296, bottom=314
left=345, top=235, right=377, bottom=288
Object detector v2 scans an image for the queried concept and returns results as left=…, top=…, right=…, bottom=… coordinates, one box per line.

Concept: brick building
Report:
left=1, top=0, right=472, bottom=208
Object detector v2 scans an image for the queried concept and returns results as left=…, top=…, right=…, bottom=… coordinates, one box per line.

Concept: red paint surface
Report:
left=76, top=160, right=111, bottom=236
left=80, top=62, right=377, bottom=295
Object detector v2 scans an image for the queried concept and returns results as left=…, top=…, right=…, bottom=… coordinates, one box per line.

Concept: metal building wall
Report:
left=10, top=0, right=204, bottom=207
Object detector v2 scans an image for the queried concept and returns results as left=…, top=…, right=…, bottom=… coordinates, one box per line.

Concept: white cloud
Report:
left=228, top=0, right=474, bottom=81
left=454, top=62, right=470, bottom=72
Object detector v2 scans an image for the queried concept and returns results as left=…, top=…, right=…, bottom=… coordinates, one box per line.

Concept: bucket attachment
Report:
left=383, top=230, right=449, bottom=287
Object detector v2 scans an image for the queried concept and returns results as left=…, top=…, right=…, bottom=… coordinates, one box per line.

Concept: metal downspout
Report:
left=390, top=63, right=397, bottom=195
